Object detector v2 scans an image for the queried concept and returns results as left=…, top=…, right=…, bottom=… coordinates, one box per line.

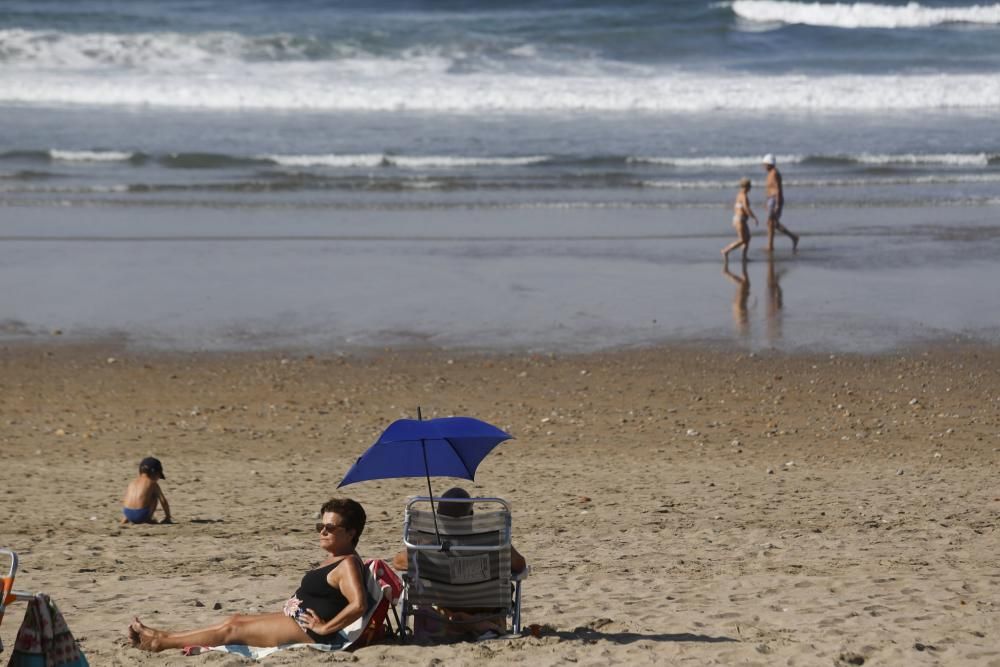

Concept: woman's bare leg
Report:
left=721, top=239, right=743, bottom=258
left=129, top=613, right=310, bottom=652
left=724, top=222, right=750, bottom=260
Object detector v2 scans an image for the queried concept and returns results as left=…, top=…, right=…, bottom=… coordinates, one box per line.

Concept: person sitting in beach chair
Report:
left=394, top=489, right=527, bottom=642
left=121, top=457, right=172, bottom=524
left=128, top=498, right=387, bottom=653
left=391, top=487, right=526, bottom=574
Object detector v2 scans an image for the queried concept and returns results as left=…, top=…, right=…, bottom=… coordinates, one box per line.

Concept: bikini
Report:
left=733, top=198, right=749, bottom=226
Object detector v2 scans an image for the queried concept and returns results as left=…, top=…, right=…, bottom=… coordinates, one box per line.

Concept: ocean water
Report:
left=2, top=0, right=999, bottom=208
left=1, top=1, right=999, bottom=351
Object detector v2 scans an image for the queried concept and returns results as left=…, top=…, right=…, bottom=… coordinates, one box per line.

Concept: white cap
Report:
left=762, top=153, right=776, bottom=166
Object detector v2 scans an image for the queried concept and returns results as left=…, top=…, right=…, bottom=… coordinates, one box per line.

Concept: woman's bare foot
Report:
left=129, top=617, right=164, bottom=652
left=127, top=620, right=140, bottom=646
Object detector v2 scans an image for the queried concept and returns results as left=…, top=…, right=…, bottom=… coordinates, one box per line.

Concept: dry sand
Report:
left=1, top=343, right=998, bottom=665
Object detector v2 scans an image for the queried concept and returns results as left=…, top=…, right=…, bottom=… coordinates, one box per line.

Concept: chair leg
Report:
left=512, top=580, right=522, bottom=634
left=388, top=602, right=403, bottom=641
left=399, top=597, right=409, bottom=644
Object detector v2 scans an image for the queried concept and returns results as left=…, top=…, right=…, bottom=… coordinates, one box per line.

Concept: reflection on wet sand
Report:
left=722, top=262, right=751, bottom=336
left=722, top=256, right=788, bottom=342
left=766, top=256, right=786, bottom=343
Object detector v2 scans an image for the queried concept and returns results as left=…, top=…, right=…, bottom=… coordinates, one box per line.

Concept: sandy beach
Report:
left=4, top=1, right=1000, bottom=663
left=1, top=342, right=998, bottom=665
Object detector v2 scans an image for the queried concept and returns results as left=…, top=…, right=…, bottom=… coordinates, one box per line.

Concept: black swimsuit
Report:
left=293, top=559, right=351, bottom=643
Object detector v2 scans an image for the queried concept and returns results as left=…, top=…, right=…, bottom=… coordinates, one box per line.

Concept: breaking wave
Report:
left=732, top=1, right=1000, bottom=29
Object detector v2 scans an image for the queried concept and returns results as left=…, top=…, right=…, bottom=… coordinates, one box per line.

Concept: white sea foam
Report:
left=266, top=154, right=386, bottom=168
left=641, top=180, right=732, bottom=189
left=389, top=155, right=549, bottom=168
left=644, top=173, right=1000, bottom=190
left=50, top=150, right=135, bottom=162
left=633, top=153, right=998, bottom=168
left=787, top=173, right=1000, bottom=186
left=0, top=28, right=472, bottom=74
left=266, top=154, right=550, bottom=168
left=632, top=155, right=804, bottom=167
left=853, top=153, right=992, bottom=166
left=5, top=69, right=1000, bottom=112
left=732, top=1, right=1000, bottom=29
left=2, top=27, right=1000, bottom=112
left=0, top=29, right=249, bottom=68
left=400, top=180, right=446, bottom=189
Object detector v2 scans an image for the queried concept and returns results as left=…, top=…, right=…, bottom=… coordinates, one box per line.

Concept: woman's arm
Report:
left=743, top=192, right=758, bottom=224
left=302, top=557, right=368, bottom=637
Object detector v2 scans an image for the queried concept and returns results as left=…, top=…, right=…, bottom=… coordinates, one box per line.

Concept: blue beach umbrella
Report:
left=338, top=413, right=512, bottom=540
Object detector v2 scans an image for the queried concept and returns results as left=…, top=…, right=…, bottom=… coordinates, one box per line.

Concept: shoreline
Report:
left=4, top=334, right=1000, bottom=364
left=3, top=202, right=999, bottom=355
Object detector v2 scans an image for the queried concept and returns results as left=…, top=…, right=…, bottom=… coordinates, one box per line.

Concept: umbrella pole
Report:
left=420, top=438, right=442, bottom=544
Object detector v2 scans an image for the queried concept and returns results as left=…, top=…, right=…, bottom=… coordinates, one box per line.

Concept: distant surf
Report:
left=4, top=149, right=996, bottom=171
left=732, top=1, right=1000, bottom=29
left=2, top=68, right=999, bottom=112
left=2, top=16, right=1000, bottom=113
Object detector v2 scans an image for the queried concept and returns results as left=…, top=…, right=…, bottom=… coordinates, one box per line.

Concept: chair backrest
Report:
left=340, top=559, right=400, bottom=649
left=1, top=548, right=19, bottom=639
left=402, top=497, right=512, bottom=611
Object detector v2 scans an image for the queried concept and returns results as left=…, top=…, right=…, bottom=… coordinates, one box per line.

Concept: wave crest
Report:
left=732, top=0, right=1000, bottom=29
left=2, top=70, right=999, bottom=112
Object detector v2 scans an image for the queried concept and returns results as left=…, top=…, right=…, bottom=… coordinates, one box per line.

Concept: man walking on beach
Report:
left=762, top=154, right=799, bottom=252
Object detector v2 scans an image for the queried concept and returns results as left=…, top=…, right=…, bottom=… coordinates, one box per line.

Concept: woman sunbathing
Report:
left=128, top=498, right=368, bottom=652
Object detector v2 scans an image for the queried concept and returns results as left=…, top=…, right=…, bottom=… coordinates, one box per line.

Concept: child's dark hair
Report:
left=138, top=456, right=165, bottom=479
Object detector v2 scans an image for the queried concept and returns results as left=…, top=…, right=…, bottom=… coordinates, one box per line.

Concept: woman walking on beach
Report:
left=722, top=177, right=758, bottom=263
left=128, top=498, right=369, bottom=652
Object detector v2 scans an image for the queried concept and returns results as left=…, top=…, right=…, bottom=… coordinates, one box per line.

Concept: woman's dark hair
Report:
left=320, top=498, right=366, bottom=547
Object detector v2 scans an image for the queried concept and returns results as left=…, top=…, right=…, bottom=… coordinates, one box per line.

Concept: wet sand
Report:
left=1, top=342, right=998, bottom=665
left=2, top=203, right=999, bottom=353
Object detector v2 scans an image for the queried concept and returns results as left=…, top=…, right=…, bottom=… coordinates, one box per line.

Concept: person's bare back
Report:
left=121, top=457, right=171, bottom=524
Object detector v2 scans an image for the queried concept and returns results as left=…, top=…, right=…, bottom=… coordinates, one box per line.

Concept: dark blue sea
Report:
left=1, top=0, right=999, bottom=209
left=1, top=1, right=999, bottom=351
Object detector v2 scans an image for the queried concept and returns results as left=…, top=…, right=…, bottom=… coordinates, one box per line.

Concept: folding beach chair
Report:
left=0, top=549, right=33, bottom=654
left=353, top=559, right=404, bottom=647
left=398, top=496, right=526, bottom=642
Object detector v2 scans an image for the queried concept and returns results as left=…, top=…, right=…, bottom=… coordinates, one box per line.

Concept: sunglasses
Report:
left=315, top=523, right=345, bottom=534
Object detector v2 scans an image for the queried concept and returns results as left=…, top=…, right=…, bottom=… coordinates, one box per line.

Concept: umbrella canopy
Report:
left=338, top=417, right=512, bottom=488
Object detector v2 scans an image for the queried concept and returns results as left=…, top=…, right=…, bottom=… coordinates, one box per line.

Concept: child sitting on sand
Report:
left=121, top=457, right=172, bottom=524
